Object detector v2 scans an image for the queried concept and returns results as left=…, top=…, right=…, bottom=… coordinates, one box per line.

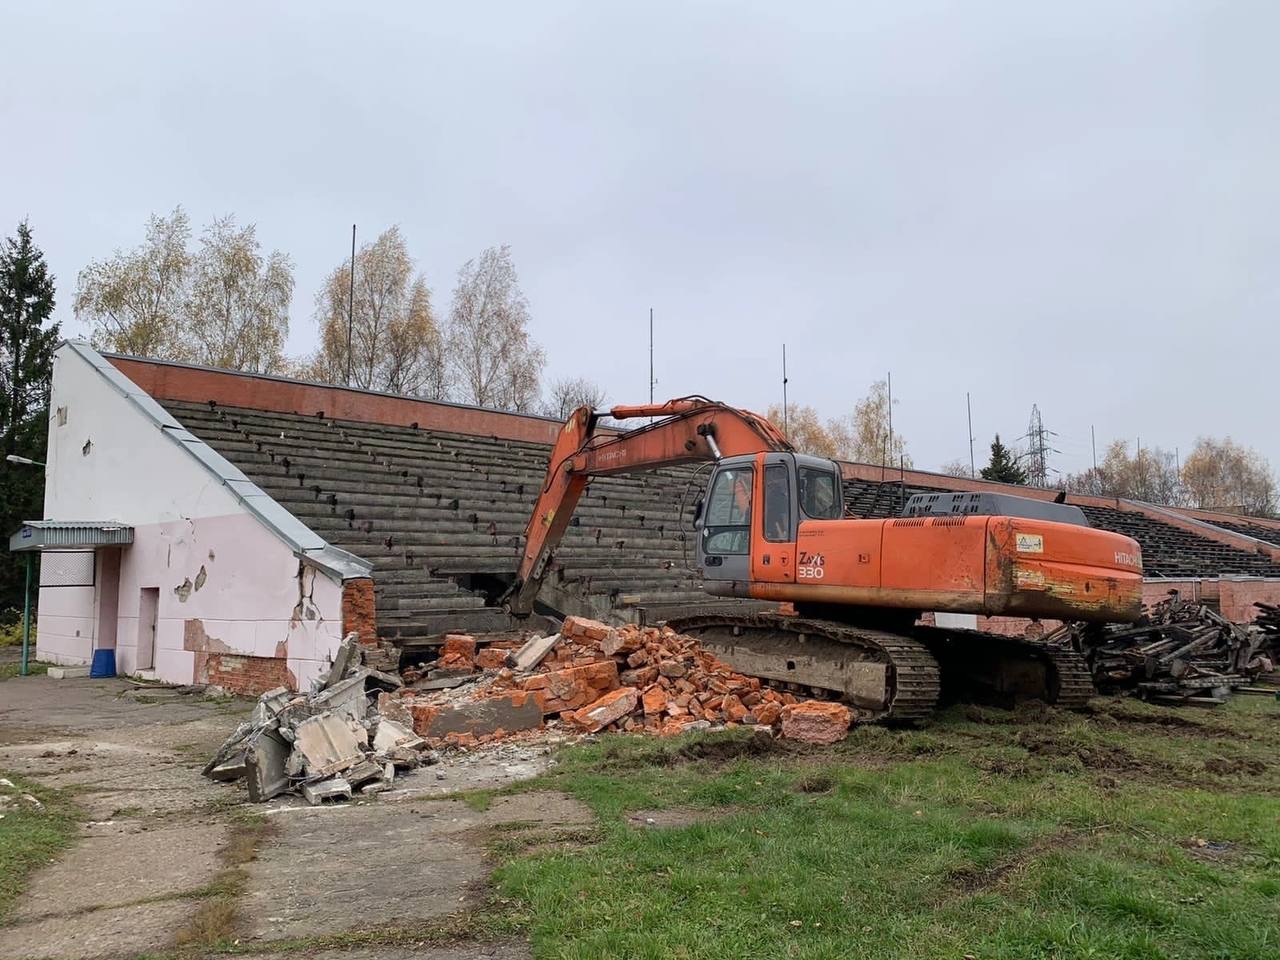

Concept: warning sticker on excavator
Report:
left=1015, top=533, right=1044, bottom=553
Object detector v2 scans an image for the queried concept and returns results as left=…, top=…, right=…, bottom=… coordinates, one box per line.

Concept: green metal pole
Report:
left=21, top=553, right=31, bottom=677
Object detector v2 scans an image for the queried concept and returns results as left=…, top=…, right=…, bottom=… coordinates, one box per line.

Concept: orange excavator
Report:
left=504, top=398, right=1144, bottom=721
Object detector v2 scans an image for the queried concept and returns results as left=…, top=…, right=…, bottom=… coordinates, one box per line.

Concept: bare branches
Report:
left=543, top=377, right=608, bottom=419
left=445, top=245, right=545, bottom=412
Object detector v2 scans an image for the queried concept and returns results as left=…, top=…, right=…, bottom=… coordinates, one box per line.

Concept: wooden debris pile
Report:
left=1059, top=593, right=1275, bottom=706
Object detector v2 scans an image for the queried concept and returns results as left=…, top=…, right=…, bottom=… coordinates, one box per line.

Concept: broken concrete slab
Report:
left=410, top=690, right=544, bottom=741
left=344, top=758, right=383, bottom=788
left=319, top=631, right=361, bottom=691
left=372, top=718, right=424, bottom=753
left=309, top=671, right=369, bottom=721
left=293, top=714, right=365, bottom=777
left=510, top=632, right=561, bottom=672
left=207, top=752, right=247, bottom=782
left=302, top=776, right=353, bottom=805
left=245, top=723, right=291, bottom=802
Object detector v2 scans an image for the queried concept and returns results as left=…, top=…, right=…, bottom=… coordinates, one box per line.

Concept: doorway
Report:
left=136, top=587, right=159, bottom=671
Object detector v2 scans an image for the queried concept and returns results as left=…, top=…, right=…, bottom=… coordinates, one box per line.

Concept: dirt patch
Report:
left=1204, top=757, right=1267, bottom=776
left=1016, top=731, right=1148, bottom=775
left=793, top=772, right=835, bottom=794
left=947, top=829, right=1084, bottom=899
left=625, top=807, right=729, bottom=829
left=672, top=730, right=779, bottom=764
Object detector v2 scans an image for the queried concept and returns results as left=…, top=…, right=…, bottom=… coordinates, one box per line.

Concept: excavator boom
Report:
left=505, top=398, right=791, bottom=615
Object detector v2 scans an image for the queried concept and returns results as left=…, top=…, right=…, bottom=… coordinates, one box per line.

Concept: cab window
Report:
left=799, top=466, right=841, bottom=520
left=763, top=463, right=790, bottom=542
left=704, top=466, right=752, bottom=555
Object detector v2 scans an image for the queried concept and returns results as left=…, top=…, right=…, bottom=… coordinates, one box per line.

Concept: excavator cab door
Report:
left=696, top=457, right=757, bottom=593
left=752, top=455, right=797, bottom=582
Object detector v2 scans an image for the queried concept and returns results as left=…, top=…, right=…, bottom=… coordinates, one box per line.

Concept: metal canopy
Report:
left=8, top=520, right=134, bottom=552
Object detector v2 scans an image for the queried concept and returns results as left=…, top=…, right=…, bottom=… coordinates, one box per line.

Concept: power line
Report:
left=1018, top=403, right=1060, bottom=487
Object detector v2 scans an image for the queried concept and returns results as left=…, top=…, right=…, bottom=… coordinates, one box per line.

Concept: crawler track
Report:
left=670, top=612, right=941, bottom=722
left=670, top=613, right=1096, bottom=723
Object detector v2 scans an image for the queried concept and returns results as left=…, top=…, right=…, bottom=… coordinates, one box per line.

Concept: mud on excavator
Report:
left=503, top=398, right=1144, bottom=722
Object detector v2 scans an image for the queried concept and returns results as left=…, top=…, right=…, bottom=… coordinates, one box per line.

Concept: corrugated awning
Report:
left=8, top=521, right=134, bottom=552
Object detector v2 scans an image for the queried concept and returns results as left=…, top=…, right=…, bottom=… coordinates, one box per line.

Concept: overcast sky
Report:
left=3, top=1, right=1277, bottom=478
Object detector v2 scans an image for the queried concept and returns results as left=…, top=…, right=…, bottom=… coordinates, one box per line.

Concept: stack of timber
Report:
left=1053, top=593, right=1275, bottom=707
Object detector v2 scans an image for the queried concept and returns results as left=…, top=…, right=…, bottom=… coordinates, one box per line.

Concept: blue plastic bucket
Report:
left=89, top=649, right=117, bottom=678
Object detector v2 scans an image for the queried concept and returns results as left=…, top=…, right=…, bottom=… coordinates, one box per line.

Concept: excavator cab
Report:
left=695, top=452, right=843, bottom=595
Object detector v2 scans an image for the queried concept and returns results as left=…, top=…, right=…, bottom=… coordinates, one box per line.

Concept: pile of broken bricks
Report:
left=392, top=616, right=855, bottom=747
left=202, top=633, right=439, bottom=805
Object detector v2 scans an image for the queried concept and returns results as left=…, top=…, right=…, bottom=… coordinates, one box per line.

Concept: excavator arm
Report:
left=504, top=398, right=792, bottom=616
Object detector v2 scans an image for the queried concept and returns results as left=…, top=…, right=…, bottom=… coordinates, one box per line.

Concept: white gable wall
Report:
left=36, top=344, right=346, bottom=689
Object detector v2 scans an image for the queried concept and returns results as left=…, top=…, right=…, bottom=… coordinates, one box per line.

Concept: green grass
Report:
left=0, top=659, right=49, bottom=681
left=493, top=697, right=1280, bottom=960
left=0, top=774, right=79, bottom=922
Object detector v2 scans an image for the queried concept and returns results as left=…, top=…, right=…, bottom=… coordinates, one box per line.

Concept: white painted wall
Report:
left=35, top=344, right=346, bottom=688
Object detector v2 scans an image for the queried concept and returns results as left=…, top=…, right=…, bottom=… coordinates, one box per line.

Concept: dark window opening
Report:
left=799, top=466, right=841, bottom=520
left=764, top=463, right=791, bottom=542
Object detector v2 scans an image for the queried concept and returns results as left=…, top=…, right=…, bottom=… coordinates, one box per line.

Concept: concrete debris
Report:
left=302, top=776, right=352, bottom=806
left=510, top=632, right=561, bottom=672
left=204, top=640, right=438, bottom=804
left=387, top=616, right=839, bottom=748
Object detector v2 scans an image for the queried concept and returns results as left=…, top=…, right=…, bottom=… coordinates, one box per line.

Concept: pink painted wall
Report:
left=35, top=343, right=347, bottom=688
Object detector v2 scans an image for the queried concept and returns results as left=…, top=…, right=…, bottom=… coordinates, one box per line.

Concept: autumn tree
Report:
left=1064, top=440, right=1182, bottom=504
left=309, top=227, right=445, bottom=397
left=846, top=380, right=909, bottom=467
left=981, top=435, right=1027, bottom=484
left=76, top=207, right=294, bottom=373
left=1181, top=437, right=1276, bottom=516
left=186, top=216, right=293, bottom=374
left=0, top=221, right=59, bottom=610
left=543, top=377, right=607, bottom=419
left=75, top=207, right=191, bottom=359
left=766, top=403, right=852, bottom=459
left=445, top=245, right=545, bottom=412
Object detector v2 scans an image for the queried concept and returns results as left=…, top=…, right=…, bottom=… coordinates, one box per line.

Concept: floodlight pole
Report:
left=346, top=224, right=356, bottom=385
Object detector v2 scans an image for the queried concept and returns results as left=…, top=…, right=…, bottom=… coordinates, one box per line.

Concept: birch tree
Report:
left=309, top=227, right=445, bottom=397
left=75, top=207, right=192, bottom=359
left=186, top=216, right=293, bottom=374
left=445, top=245, right=545, bottom=411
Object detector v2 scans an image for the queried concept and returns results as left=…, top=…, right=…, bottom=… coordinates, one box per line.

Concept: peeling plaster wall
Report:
left=35, top=345, right=344, bottom=688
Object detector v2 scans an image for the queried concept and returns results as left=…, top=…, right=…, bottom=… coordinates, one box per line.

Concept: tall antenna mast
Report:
left=781, top=344, right=789, bottom=434
left=966, top=392, right=975, bottom=478
left=346, top=224, right=356, bottom=386
left=886, top=371, right=893, bottom=468
left=648, top=307, right=654, bottom=406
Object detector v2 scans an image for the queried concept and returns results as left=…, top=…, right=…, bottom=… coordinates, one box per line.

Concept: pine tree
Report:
left=980, top=434, right=1028, bottom=485
left=0, top=221, right=59, bottom=612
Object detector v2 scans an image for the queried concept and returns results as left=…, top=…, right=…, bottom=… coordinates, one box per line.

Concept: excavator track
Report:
left=913, top=626, right=1096, bottom=710
left=669, top=612, right=941, bottom=723
left=668, top=614, right=1097, bottom=723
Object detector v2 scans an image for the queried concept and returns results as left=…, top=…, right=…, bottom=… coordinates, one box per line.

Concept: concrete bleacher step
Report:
left=162, top=399, right=747, bottom=634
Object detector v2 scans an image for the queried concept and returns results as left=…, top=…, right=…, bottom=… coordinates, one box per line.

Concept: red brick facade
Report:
left=205, top=653, right=295, bottom=696
left=342, top=577, right=378, bottom=646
